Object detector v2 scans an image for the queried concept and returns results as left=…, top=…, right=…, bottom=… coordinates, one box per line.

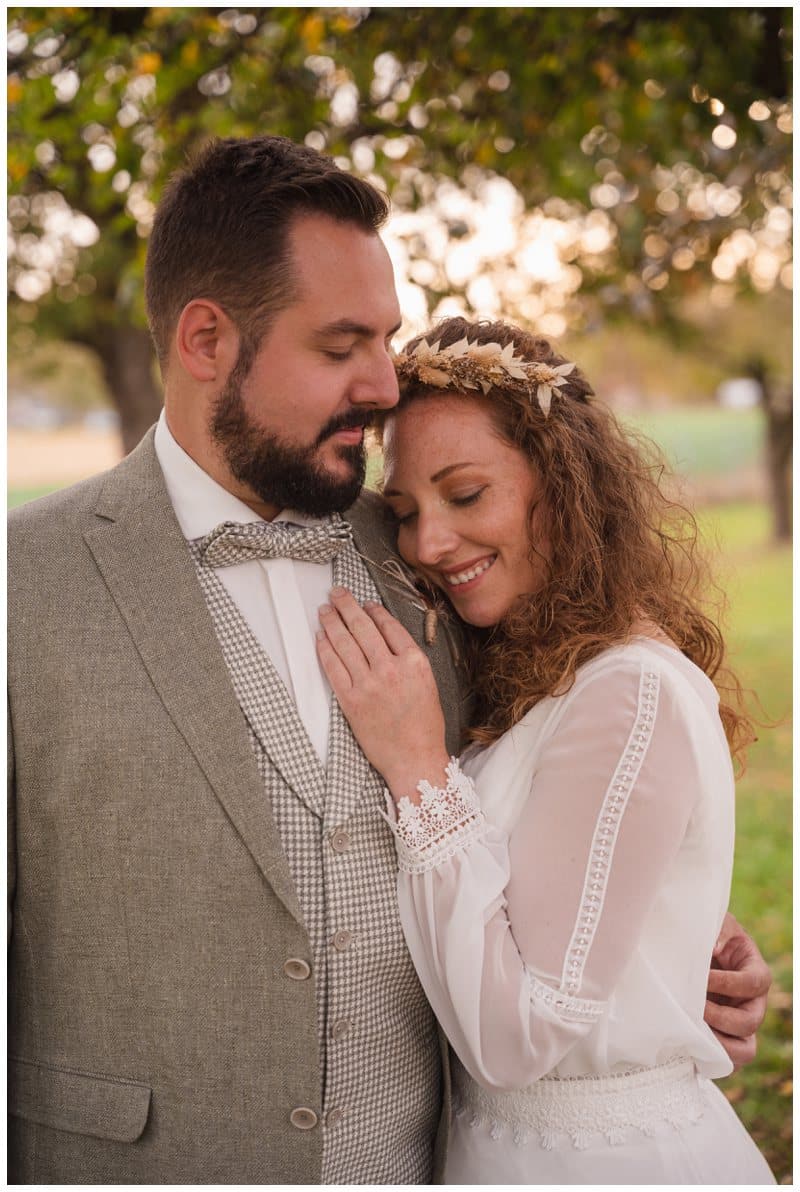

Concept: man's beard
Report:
left=210, top=364, right=368, bottom=517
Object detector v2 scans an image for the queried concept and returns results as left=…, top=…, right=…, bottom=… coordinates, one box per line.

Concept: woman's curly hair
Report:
left=380, top=316, right=755, bottom=768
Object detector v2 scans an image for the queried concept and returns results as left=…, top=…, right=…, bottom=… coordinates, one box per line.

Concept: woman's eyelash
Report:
left=392, top=488, right=486, bottom=525
left=451, top=488, right=486, bottom=507
left=324, top=349, right=353, bottom=361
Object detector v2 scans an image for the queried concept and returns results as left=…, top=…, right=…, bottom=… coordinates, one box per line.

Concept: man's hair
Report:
left=144, top=135, right=390, bottom=369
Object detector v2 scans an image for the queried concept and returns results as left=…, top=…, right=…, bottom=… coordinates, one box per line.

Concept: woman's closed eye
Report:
left=389, top=487, right=487, bottom=524
left=391, top=508, right=417, bottom=526
left=450, top=487, right=487, bottom=508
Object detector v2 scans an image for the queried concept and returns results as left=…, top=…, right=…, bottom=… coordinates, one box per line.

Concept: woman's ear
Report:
left=175, top=299, right=239, bottom=382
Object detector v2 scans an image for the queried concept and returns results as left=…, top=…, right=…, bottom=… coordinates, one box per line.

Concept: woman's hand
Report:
left=316, top=587, right=450, bottom=802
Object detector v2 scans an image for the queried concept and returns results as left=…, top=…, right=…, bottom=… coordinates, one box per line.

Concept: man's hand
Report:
left=705, top=911, right=771, bottom=1070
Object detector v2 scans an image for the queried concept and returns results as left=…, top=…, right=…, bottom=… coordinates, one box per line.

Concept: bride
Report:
left=316, top=317, right=775, bottom=1184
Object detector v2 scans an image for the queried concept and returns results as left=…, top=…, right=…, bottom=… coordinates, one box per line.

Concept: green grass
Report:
left=698, top=503, right=792, bottom=1183
left=625, top=407, right=764, bottom=477
left=7, top=484, right=64, bottom=510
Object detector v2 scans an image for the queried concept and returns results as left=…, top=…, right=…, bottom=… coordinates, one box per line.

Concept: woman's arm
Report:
left=317, top=590, right=765, bottom=1085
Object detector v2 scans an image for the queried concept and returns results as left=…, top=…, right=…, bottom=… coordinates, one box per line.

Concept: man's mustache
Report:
left=316, top=411, right=372, bottom=445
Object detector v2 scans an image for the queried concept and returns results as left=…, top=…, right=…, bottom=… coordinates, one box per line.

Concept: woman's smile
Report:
left=439, top=554, right=497, bottom=589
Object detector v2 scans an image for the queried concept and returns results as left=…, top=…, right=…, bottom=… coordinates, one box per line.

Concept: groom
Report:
left=8, top=135, right=768, bottom=1184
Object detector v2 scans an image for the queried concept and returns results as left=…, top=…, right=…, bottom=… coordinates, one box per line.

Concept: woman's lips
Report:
left=441, top=555, right=497, bottom=589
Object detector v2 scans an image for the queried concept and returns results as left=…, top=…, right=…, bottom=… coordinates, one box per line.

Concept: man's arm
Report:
left=705, top=911, right=771, bottom=1069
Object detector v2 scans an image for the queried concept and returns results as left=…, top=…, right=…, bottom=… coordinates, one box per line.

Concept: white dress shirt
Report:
left=154, top=411, right=332, bottom=763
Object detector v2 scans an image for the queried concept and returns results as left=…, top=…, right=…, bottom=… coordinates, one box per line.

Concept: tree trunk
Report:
left=749, top=360, right=792, bottom=544
left=92, top=324, right=164, bottom=455
left=765, top=400, right=793, bottom=543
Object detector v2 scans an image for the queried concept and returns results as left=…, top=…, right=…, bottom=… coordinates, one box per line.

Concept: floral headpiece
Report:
left=392, top=336, right=577, bottom=417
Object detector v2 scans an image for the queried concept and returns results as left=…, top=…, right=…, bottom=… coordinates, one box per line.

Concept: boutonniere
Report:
left=358, top=551, right=457, bottom=653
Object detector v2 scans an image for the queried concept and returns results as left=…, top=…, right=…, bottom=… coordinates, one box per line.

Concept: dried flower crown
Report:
left=393, top=336, right=576, bottom=417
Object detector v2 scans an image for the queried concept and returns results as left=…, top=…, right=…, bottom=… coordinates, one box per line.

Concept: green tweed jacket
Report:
left=7, top=428, right=469, bottom=1184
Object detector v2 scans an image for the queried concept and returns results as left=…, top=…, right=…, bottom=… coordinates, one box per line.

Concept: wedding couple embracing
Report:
left=8, top=135, right=775, bottom=1184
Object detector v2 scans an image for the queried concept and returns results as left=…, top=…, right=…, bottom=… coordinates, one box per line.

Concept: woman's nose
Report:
left=413, top=510, right=459, bottom=567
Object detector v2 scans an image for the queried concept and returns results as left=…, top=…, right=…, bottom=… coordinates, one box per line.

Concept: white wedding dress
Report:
left=387, top=640, right=774, bottom=1184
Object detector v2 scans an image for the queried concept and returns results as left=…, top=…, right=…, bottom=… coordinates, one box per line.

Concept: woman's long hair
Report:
left=384, top=317, right=755, bottom=767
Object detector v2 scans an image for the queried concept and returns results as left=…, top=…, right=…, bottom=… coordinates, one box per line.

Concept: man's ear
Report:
left=175, top=299, right=239, bottom=382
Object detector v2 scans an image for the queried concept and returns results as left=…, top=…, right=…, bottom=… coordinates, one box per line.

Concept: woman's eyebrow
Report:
left=384, top=462, right=475, bottom=498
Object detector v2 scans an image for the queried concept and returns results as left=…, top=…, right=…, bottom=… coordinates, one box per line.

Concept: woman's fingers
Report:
left=316, top=629, right=354, bottom=695
left=362, top=599, right=421, bottom=655
left=329, top=587, right=421, bottom=658
left=326, top=588, right=391, bottom=662
left=318, top=602, right=372, bottom=683
left=318, top=587, right=428, bottom=692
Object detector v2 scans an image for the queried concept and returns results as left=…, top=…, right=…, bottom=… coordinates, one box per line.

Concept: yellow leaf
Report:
left=779, top=1080, right=792, bottom=1096
left=135, top=52, right=162, bottom=75
left=7, top=76, right=22, bottom=105
left=181, top=41, right=199, bottom=67
left=7, top=154, right=28, bottom=182
left=301, top=14, right=324, bottom=52
left=332, top=15, right=356, bottom=34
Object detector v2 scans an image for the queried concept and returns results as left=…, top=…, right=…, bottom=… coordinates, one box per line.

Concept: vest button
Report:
left=326, top=1107, right=345, bottom=1128
left=283, top=958, right=312, bottom=981
left=331, top=1018, right=351, bottom=1040
left=330, top=828, right=352, bottom=853
left=290, top=1107, right=318, bottom=1130
left=332, top=929, right=353, bottom=952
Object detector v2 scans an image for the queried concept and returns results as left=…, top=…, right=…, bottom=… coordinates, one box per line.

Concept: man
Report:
left=8, top=136, right=769, bottom=1184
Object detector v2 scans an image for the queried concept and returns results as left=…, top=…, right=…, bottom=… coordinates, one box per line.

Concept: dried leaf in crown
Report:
left=393, top=336, right=576, bottom=418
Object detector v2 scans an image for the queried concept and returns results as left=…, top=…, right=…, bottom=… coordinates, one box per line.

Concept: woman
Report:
left=316, top=318, right=774, bottom=1184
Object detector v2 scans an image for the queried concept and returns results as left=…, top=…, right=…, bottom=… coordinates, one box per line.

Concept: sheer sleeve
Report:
left=388, top=656, right=707, bottom=1091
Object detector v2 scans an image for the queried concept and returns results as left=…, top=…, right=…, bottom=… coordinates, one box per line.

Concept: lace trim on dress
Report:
left=452, top=1056, right=706, bottom=1150
left=560, top=666, right=661, bottom=997
left=528, top=971, right=606, bottom=1024
left=384, top=758, right=487, bottom=875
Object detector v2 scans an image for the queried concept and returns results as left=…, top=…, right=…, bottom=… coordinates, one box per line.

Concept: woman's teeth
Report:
left=444, top=557, right=495, bottom=587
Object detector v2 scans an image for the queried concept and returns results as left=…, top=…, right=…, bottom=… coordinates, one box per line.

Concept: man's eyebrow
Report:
left=315, top=318, right=402, bottom=339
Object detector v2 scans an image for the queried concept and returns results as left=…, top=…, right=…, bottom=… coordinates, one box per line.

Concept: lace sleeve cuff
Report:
left=528, top=971, right=607, bottom=1024
left=384, top=757, right=487, bottom=875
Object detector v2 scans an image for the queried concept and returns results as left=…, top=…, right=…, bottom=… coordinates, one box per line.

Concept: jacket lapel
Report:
left=346, top=491, right=471, bottom=756
left=83, top=431, right=304, bottom=925
left=189, top=556, right=327, bottom=820
left=324, top=534, right=378, bottom=822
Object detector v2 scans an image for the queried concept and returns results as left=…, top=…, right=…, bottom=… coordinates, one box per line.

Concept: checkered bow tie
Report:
left=197, top=518, right=353, bottom=568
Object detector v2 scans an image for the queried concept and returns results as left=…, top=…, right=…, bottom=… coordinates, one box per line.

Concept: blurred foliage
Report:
left=7, top=7, right=792, bottom=341
left=698, top=502, right=792, bottom=1183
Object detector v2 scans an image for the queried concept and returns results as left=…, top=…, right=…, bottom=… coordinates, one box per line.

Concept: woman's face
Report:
left=382, top=395, right=548, bottom=628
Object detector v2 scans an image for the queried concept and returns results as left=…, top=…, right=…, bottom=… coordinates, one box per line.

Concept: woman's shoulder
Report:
left=573, top=637, right=715, bottom=693
left=557, top=640, right=722, bottom=748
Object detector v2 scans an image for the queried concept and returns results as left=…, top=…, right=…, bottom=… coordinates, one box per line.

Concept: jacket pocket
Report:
left=8, top=1056, right=151, bottom=1143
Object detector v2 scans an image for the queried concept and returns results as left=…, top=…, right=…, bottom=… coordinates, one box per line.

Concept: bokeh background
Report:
left=7, top=8, right=792, bottom=1180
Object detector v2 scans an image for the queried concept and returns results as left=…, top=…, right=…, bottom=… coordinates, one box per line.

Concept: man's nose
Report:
left=351, top=346, right=399, bottom=409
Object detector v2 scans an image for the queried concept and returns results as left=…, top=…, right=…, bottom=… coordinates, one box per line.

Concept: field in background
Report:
left=8, top=404, right=766, bottom=505
left=7, top=417, right=792, bottom=1181
left=698, top=503, right=792, bottom=1183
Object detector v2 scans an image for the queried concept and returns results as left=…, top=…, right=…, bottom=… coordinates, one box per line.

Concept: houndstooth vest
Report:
left=189, top=525, right=443, bottom=1185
